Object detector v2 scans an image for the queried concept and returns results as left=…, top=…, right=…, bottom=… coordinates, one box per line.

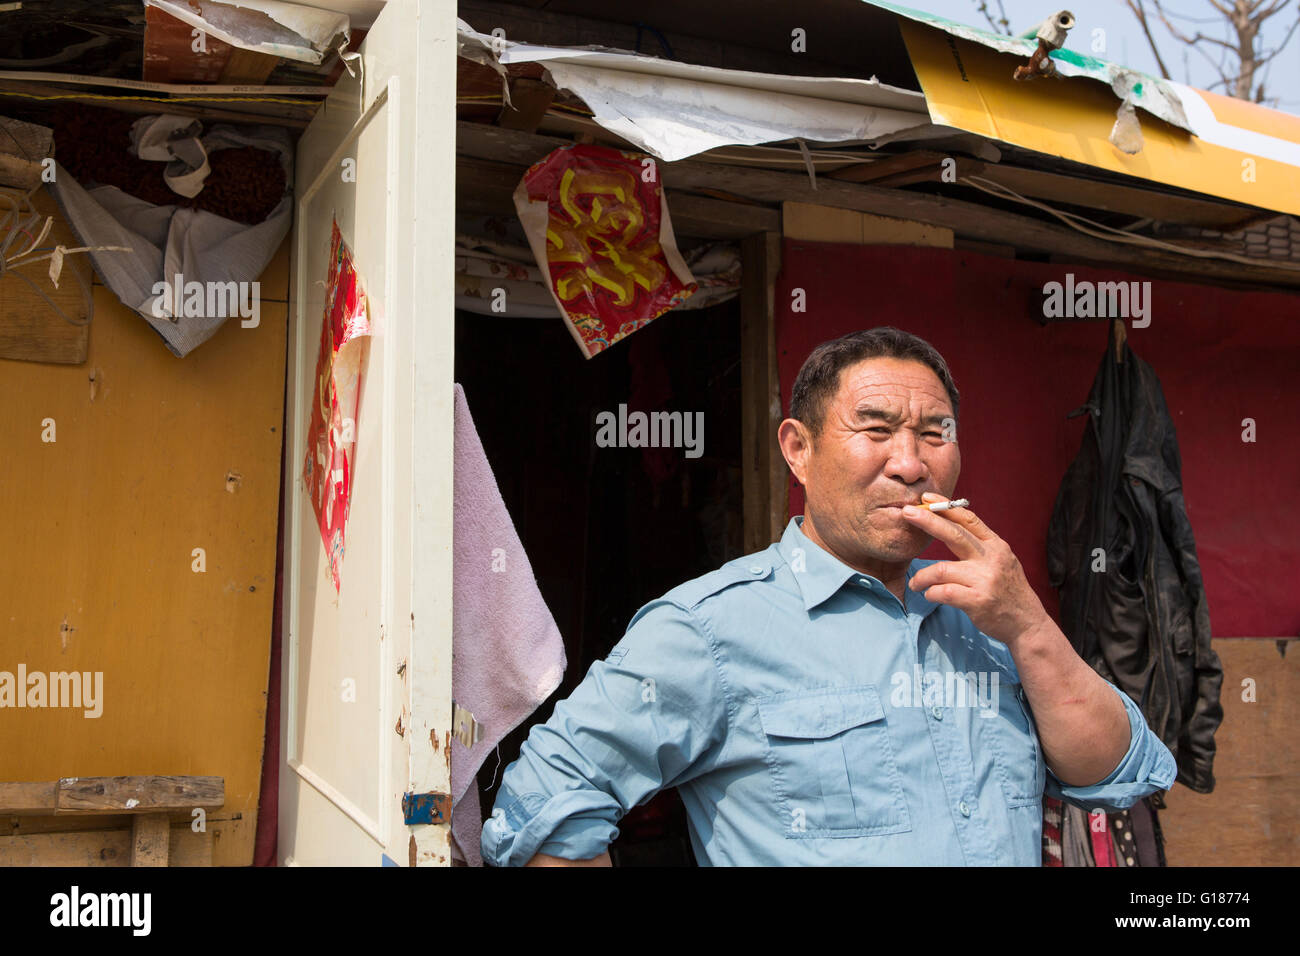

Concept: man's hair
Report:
left=789, top=327, right=960, bottom=437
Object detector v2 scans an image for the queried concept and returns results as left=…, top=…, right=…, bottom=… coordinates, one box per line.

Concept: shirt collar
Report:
left=777, top=516, right=941, bottom=616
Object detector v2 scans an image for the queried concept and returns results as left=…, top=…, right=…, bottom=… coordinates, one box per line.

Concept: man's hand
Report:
left=900, top=492, right=1051, bottom=646
left=903, top=492, right=1131, bottom=785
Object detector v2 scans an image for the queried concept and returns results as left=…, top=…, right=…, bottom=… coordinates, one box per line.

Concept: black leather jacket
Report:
left=1047, top=324, right=1223, bottom=794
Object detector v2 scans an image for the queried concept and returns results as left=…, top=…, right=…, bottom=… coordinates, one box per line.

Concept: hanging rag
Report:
left=449, top=383, right=567, bottom=865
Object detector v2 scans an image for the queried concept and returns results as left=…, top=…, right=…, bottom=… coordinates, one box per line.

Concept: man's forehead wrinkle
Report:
left=841, top=378, right=949, bottom=405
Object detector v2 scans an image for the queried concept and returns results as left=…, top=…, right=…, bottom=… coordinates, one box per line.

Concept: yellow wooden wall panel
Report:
left=0, top=235, right=289, bottom=866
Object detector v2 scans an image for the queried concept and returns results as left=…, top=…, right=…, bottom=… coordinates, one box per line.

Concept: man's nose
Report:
left=884, top=432, right=927, bottom=484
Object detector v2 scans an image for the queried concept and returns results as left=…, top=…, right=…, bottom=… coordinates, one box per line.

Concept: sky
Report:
left=900, top=0, right=1300, bottom=115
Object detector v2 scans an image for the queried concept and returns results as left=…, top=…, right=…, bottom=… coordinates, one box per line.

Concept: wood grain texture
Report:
left=0, top=187, right=91, bottom=364
left=1161, top=638, right=1299, bottom=865
left=57, top=775, right=224, bottom=813
left=0, top=234, right=290, bottom=865
left=130, top=813, right=170, bottom=866
left=0, top=825, right=213, bottom=866
left=740, top=232, right=784, bottom=553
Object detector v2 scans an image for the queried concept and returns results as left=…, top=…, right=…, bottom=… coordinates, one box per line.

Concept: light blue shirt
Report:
left=481, top=516, right=1176, bottom=866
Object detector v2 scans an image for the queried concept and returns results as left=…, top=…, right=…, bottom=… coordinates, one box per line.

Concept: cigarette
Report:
left=923, top=498, right=969, bottom=512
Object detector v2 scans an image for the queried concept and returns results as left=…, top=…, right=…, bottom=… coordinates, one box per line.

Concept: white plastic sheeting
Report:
left=46, top=123, right=293, bottom=357
left=144, top=0, right=350, bottom=64
left=457, top=20, right=934, bottom=162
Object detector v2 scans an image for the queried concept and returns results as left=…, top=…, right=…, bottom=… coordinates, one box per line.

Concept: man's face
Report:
left=790, top=356, right=961, bottom=567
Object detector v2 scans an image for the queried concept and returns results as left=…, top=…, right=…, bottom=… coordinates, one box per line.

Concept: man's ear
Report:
left=778, top=418, right=812, bottom=487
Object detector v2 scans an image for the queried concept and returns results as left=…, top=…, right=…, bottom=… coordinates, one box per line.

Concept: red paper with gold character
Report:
left=514, top=143, right=696, bottom=357
left=302, top=220, right=371, bottom=591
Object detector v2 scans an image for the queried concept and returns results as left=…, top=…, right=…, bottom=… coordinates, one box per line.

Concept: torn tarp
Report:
left=457, top=20, right=932, bottom=162
left=144, top=0, right=349, bottom=64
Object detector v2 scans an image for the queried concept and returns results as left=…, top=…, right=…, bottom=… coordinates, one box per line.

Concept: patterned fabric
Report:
left=1042, top=796, right=1064, bottom=866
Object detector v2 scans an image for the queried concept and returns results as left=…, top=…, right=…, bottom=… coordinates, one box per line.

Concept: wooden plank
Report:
left=782, top=202, right=865, bottom=244
left=9, top=814, right=131, bottom=834
left=57, top=776, right=224, bottom=814
left=954, top=237, right=1017, bottom=258
left=456, top=156, right=780, bottom=239
left=0, top=825, right=212, bottom=866
left=825, top=150, right=947, bottom=185
left=740, top=232, right=785, bottom=552
left=0, top=79, right=315, bottom=128
left=455, top=122, right=1300, bottom=290
left=783, top=201, right=953, bottom=247
left=1160, top=638, right=1299, bottom=865
left=832, top=151, right=1273, bottom=229
left=0, top=186, right=91, bottom=364
left=130, top=813, right=170, bottom=866
left=972, top=163, right=1272, bottom=231
left=0, top=781, right=56, bottom=814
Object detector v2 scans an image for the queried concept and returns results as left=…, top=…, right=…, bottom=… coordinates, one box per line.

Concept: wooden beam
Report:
left=57, top=776, right=225, bottom=814
left=826, top=150, right=948, bottom=185
left=783, top=201, right=953, bottom=247
left=0, top=825, right=214, bottom=866
left=130, top=813, right=170, bottom=866
left=455, top=156, right=780, bottom=238
left=0, top=781, right=57, bottom=814
left=830, top=149, right=1270, bottom=230
left=455, top=122, right=1300, bottom=290
left=741, top=231, right=785, bottom=552
left=969, top=162, right=1273, bottom=231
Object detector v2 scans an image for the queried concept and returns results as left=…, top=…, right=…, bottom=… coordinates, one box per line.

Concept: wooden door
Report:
left=279, top=0, right=456, bottom=867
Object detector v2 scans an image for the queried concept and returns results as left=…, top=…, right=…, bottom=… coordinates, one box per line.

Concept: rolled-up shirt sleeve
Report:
left=481, top=599, right=730, bottom=866
left=1046, top=681, right=1177, bottom=812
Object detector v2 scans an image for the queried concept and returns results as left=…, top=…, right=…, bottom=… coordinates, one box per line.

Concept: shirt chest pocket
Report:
left=986, top=683, right=1046, bottom=809
left=756, top=685, right=911, bottom=838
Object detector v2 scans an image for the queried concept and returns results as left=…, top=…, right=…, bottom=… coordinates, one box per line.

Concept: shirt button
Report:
left=749, top=565, right=764, bottom=574
left=959, top=801, right=971, bottom=817
left=930, top=705, right=943, bottom=720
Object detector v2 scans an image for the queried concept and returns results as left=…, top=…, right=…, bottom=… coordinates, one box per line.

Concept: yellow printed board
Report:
left=896, top=17, right=1300, bottom=217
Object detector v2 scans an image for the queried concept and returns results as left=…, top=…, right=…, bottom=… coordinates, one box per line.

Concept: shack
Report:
left=0, top=0, right=1295, bottom=867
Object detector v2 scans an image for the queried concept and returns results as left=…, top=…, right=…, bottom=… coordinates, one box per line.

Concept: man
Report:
left=482, top=327, right=1175, bottom=866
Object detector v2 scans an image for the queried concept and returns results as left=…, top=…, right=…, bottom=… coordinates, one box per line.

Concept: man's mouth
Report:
left=880, top=500, right=923, bottom=509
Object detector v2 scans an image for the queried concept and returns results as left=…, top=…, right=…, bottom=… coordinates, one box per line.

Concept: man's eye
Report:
left=867, top=427, right=891, bottom=434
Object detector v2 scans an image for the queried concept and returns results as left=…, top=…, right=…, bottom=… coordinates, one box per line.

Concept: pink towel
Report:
left=450, top=383, right=567, bottom=865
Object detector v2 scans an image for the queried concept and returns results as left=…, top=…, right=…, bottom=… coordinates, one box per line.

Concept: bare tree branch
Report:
left=970, top=0, right=1013, bottom=35
left=1134, top=0, right=1300, bottom=100
left=1123, top=0, right=1174, bottom=78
